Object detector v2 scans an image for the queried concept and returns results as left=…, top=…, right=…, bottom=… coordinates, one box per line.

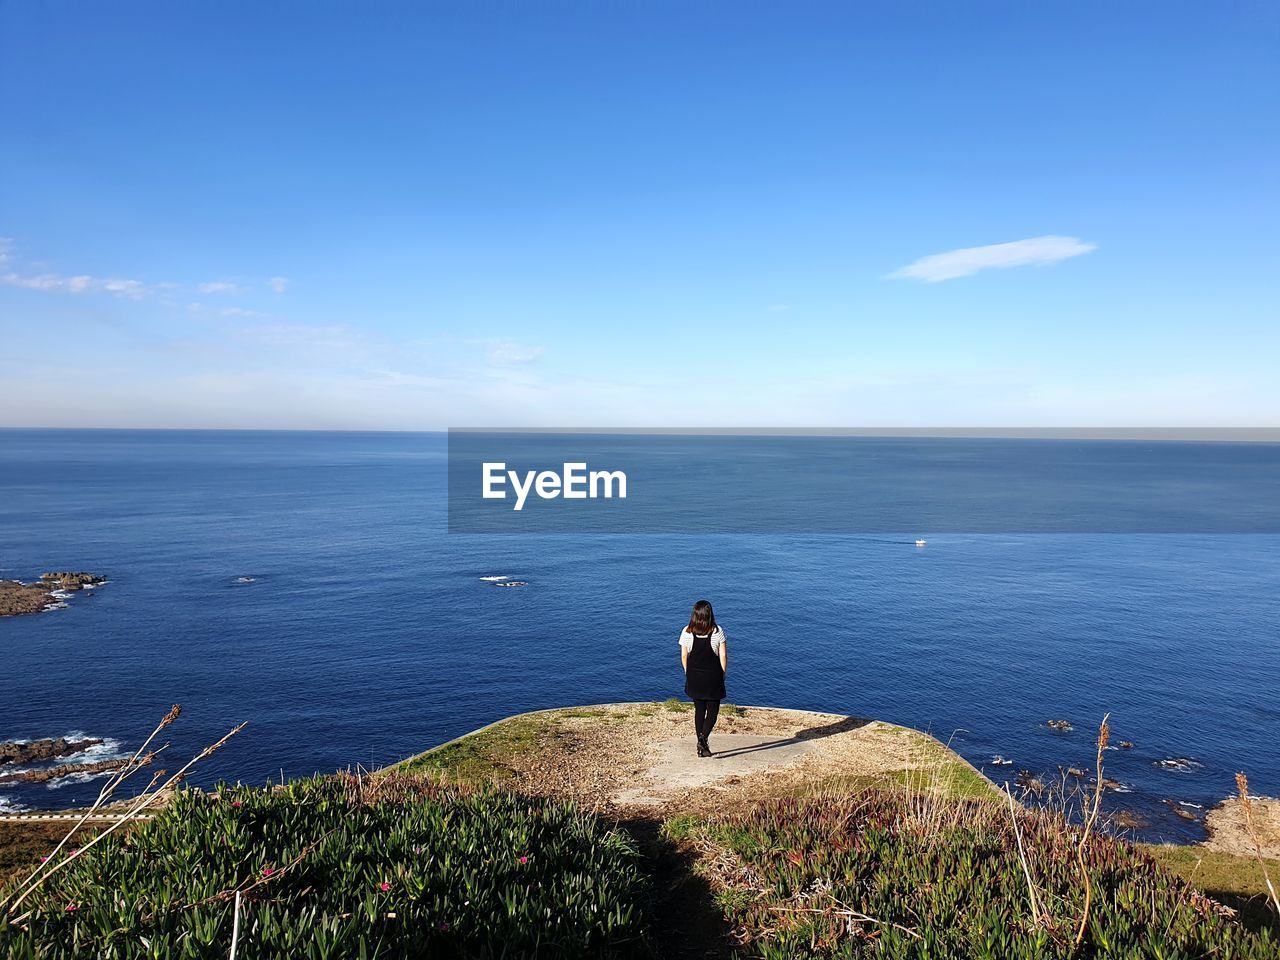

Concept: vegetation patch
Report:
left=0, top=824, right=92, bottom=887
left=0, top=773, right=650, bottom=959
left=1144, top=842, right=1280, bottom=934
left=400, top=717, right=552, bottom=784
left=667, top=789, right=1278, bottom=958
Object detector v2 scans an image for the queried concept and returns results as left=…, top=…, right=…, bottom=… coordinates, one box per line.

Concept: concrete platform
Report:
left=616, top=733, right=817, bottom=806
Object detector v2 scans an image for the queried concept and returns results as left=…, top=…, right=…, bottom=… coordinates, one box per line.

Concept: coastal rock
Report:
left=1155, top=757, right=1200, bottom=772
left=1111, top=809, right=1150, bottom=830
left=0, top=581, right=55, bottom=617
left=0, top=758, right=126, bottom=785
left=1163, top=799, right=1201, bottom=822
left=1016, top=770, right=1046, bottom=794
left=0, top=737, right=104, bottom=765
left=1045, top=719, right=1073, bottom=731
left=40, top=572, right=107, bottom=591
left=1204, top=795, right=1280, bottom=858
left=0, top=572, right=106, bottom=617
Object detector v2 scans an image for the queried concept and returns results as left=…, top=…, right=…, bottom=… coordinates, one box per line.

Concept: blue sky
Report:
left=1, top=1, right=1276, bottom=428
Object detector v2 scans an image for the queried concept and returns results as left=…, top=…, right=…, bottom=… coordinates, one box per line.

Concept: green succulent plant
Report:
left=0, top=774, right=650, bottom=959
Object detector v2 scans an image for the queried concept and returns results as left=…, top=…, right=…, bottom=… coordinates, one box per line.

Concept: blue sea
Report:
left=1, top=429, right=1277, bottom=844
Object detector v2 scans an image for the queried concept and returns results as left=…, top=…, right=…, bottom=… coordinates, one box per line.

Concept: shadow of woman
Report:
left=709, top=715, right=873, bottom=760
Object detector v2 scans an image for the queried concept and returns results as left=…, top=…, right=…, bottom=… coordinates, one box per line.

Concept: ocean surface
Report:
left=1, top=429, right=1277, bottom=844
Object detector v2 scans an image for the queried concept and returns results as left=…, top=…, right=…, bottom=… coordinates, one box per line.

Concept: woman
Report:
left=679, top=599, right=728, bottom=757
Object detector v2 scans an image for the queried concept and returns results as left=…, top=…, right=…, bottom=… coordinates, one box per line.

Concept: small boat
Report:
left=914, top=539, right=927, bottom=547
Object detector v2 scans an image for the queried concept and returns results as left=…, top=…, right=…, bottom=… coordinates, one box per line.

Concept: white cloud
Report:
left=2, top=270, right=150, bottom=298
left=483, top=339, right=544, bottom=365
left=267, top=276, right=289, bottom=294
left=197, top=281, right=241, bottom=295
left=0, top=238, right=154, bottom=299
left=888, top=235, right=1097, bottom=283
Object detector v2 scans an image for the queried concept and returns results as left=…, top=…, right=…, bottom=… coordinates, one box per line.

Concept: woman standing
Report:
left=679, top=599, right=728, bottom=757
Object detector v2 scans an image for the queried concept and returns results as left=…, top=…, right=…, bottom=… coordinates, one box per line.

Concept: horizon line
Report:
left=3, top=426, right=1280, bottom=442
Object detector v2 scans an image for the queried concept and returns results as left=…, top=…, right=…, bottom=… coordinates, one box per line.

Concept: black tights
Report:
left=693, top=699, right=720, bottom=740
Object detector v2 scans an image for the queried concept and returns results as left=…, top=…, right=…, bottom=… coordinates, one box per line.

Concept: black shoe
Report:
left=697, top=737, right=710, bottom=757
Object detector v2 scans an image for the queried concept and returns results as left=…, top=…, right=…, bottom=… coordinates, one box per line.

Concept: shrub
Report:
left=679, top=790, right=1278, bottom=959
left=0, top=773, right=650, bottom=959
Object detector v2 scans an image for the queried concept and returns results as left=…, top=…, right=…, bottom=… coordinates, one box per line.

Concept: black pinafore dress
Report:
left=684, top=630, right=726, bottom=701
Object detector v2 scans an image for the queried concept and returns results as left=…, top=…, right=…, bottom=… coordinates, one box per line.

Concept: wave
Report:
left=45, top=769, right=118, bottom=789
left=478, top=576, right=510, bottom=582
left=69, top=736, right=126, bottom=763
left=0, top=795, right=27, bottom=813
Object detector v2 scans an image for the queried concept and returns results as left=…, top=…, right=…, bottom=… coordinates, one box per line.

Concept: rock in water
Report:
left=0, top=758, right=127, bottom=785
left=0, top=737, right=105, bottom=765
left=0, top=580, right=56, bottom=616
left=0, top=572, right=106, bottom=616
left=39, top=572, right=108, bottom=591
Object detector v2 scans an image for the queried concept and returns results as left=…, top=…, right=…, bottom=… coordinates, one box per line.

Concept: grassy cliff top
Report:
left=397, top=700, right=994, bottom=815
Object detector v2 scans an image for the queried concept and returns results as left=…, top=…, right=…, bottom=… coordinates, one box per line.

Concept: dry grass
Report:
left=1236, top=772, right=1280, bottom=920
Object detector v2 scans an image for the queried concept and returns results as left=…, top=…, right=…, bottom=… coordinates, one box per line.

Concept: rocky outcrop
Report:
left=0, top=737, right=104, bottom=765
left=0, top=758, right=126, bottom=785
left=1204, top=795, right=1280, bottom=858
left=0, top=572, right=106, bottom=617
left=0, top=581, right=55, bottom=617
left=39, top=572, right=107, bottom=591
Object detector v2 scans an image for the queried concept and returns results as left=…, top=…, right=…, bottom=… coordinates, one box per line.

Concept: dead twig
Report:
left=1005, top=782, right=1045, bottom=926
left=766, top=901, right=921, bottom=939
left=7, top=720, right=247, bottom=920
left=1074, top=713, right=1109, bottom=948
left=3, top=705, right=181, bottom=910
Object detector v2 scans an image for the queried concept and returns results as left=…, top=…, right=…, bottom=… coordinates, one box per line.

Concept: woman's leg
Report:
left=703, top=700, right=720, bottom=737
left=693, top=699, right=708, bottom=738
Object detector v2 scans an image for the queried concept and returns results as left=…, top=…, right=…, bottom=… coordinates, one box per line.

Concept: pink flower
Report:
left=40, top=855, right=51, bottom=863
left=518, top=855, right=528, bottom=864
left=379, top=881, right=391, bottom=892
left=69, top=849, right=80, bottom=858
left=64, top=903, right=78, bottom=913
left=437, top=921, right=450, bottom=932
left=262, top=865, right=276, bottom=877
left=230, top=800, right=242, bottom=808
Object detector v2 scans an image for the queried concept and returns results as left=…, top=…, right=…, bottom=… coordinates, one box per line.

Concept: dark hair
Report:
left=687, top=599, right=716, bottom=637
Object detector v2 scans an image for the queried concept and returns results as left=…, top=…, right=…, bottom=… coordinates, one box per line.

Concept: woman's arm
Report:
left=719, top=639, right=728, bottom=674
left=681, top=645, right=689, bottom=672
